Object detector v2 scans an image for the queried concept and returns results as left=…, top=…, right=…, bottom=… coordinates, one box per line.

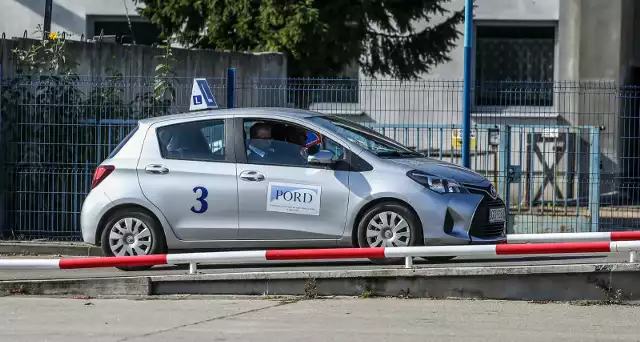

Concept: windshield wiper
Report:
left=375, top=150, right=424, bottom=157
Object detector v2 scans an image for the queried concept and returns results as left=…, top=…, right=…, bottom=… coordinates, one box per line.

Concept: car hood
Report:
left=388, top=158, right=487, bottom=184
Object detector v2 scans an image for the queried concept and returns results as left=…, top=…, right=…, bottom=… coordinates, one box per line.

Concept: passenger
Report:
left=285, top=125, right=307, bottom=146
left=283, top=125, right=309, bottom=165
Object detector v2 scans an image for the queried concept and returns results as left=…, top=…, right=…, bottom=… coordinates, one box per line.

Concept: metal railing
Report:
left=1, top=71, right=639, bottom=239
left=363, top=123, right=602, bottom=234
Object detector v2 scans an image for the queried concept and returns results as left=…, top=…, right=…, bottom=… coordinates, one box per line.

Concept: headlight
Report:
left=406, top=170, right=469, bottom=194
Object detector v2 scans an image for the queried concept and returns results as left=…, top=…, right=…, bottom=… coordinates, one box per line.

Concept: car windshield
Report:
left=306, top=115, right=423, bottom=158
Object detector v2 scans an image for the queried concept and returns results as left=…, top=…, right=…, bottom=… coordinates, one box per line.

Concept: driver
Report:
left=247, top=122, right=279, bottom=163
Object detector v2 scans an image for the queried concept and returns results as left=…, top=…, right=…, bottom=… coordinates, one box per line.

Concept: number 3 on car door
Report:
left=190, top=186, right=208, bottom=214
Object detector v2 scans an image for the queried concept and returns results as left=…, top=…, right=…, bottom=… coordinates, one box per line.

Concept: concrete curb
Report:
left=1, top=262, right=638, bottom=301
left=150, top=263, right=640, bottom=301
left=0, top=242, right=103, bottom=257
left=0, top=277, right=150, bottom=297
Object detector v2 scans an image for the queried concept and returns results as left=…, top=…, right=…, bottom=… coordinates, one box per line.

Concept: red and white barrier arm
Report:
left=506, top=231, right=640, bottom=244
left=1, top=241, right=640, bottom=272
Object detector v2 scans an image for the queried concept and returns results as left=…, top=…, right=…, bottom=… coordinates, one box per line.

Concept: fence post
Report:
left=0, top=61, right=4, bottom=238
left=227, top=67, right=236, bottom=109
left=588, top=126, right=601, bottom=232
left=498, top=125, right=512, bottom=229
left=461, top=0, right=473, bottom=169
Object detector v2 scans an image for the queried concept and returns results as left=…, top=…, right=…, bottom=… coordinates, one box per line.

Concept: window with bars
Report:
left=475, top=25, right=556, bottom=107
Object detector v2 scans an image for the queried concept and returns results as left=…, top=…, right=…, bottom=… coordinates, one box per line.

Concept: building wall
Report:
left=0, top=0, right=140, bottom=40
left=356, top=0, right=561, bottom=129
left=356, top=0, right=562, bottom=151
left=556, top=0, right=638, bottom=196
left=0, top=37, right=287, bottom=108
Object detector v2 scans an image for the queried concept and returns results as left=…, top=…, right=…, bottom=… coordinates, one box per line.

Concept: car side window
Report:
left=244, top=119, right=310, bottom=167
left=157, top=119, right=225, bottom=162
left=243, top=119, right=349, bottom=167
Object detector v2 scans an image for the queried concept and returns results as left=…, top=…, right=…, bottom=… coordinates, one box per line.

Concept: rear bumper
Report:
left=80, top=190, right=112, bottom=245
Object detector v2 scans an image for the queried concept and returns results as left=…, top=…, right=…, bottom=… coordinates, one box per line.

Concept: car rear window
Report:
left=107, top=124, right=139, bottom=159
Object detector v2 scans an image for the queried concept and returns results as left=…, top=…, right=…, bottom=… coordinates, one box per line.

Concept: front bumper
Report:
left=421, top=191, right=506, bottom=246
left=467, top=195, right=507, bottom=242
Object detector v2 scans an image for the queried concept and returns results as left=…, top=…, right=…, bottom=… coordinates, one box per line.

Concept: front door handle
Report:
left=239, top=170, right=265, bottom=182
left=145, top=164, right=169, bottom=175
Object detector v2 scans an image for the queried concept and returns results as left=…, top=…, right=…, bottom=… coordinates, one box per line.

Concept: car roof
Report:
left=137, top=107, right=327, bottom=125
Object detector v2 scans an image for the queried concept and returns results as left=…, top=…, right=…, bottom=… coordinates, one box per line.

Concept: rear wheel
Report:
left=100, top=208, right=167, bottom=271
left=356, top=202, right=422, bottom=264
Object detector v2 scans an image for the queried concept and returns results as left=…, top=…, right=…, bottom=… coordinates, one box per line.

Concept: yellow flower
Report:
left=48, top=32, right=58, bottom=40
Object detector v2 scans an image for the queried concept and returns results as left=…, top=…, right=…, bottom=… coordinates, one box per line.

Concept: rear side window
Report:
left=156, top=119, right=226, bottom=162
left=107, top=124, right=139, bottom=159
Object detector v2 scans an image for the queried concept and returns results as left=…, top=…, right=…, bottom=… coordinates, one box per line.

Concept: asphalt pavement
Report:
left=2, top=296, right=640, bottom=341
left=0, top=252, right=630, bottom=281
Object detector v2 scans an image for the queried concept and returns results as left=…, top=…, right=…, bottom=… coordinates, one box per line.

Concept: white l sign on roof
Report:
left=189, top=78, right=218, bottom=111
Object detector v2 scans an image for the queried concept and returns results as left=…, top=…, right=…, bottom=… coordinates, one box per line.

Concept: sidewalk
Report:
left=3, top=297, right=640, bottom=341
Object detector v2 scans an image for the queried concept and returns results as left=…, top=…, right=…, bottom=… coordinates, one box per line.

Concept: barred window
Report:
left=475, top=25, right=555, bottom=107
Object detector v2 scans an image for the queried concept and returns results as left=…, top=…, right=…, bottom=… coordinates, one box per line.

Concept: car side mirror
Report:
left=308, top=150, right=335, bottom=165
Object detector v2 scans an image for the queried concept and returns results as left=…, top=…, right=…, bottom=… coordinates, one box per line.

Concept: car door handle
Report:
left=145, top=164, right=169, bottom=175
left=239, top=170, right=265, bottom=182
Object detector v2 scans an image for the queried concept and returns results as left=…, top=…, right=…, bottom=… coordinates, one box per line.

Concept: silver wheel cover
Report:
left=108, top=217, right=152, bottom=256
left=365, top=211, right=411, bottom=247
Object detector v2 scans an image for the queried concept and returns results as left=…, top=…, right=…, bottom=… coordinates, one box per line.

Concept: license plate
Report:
left=489, top=207, right=506, bottom=223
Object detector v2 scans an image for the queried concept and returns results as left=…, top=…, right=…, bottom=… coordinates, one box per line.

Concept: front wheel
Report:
left=356, top=202, right=422, bottom=264
left=100, top=209, right=167, bottom=271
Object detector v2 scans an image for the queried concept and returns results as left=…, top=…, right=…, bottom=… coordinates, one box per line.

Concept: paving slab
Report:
left=2, top=297, right=640, bottom=342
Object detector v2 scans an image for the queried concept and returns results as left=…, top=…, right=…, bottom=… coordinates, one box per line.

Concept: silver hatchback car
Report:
left=81, top=108, right=506, bottom=268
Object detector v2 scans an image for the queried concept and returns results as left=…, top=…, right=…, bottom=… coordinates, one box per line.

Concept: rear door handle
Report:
left=239, top=170, right=265, bottom=182
left=145, top=164, right=169, bottom=175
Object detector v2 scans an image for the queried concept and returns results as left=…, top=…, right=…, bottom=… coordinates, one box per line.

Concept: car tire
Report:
left=356, top=202, right=422, bottom=265
left=100, top=208, right=167, bottom=271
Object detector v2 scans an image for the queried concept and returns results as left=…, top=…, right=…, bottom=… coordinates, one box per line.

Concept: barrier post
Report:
left=227, top=67, right=236, bottom=109
left=588, top=127, right=601, bottom=232
left=404, top=256, right=413, bottom=269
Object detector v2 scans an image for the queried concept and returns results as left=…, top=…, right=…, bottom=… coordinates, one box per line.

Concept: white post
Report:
left=189, top=262, right=198, bottom=274
left=404, top=256, right=413, bottom=269
left=630, top=251, right=637, bottom=263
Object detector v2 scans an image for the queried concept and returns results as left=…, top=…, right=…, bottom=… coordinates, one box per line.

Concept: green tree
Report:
left=134, top=0, right=465, bottom=79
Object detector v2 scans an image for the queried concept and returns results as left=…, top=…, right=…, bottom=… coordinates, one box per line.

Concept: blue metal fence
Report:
left=362, top=123, right=602, bottom=234
left=1, top=70, right=638, bottom=240
left=0, top=74, right=228, bottom=239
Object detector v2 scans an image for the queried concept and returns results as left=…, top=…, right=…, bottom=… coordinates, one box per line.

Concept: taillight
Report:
left=92, top=165, right=115, bottom=189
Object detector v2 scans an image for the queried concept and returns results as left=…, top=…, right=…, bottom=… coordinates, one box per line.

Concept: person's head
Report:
left=286, top=125, right=306, bottom=146
left=249, top=122, right=273, bottom=149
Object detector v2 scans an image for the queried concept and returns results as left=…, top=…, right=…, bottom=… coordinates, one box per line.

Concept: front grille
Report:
left=466, top=184, right=496, bottom=198
left=468, top=194, right=506, bottom=240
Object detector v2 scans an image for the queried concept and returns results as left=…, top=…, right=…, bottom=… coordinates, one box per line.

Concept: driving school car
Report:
left=81, top=108, right=506, bottom=269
